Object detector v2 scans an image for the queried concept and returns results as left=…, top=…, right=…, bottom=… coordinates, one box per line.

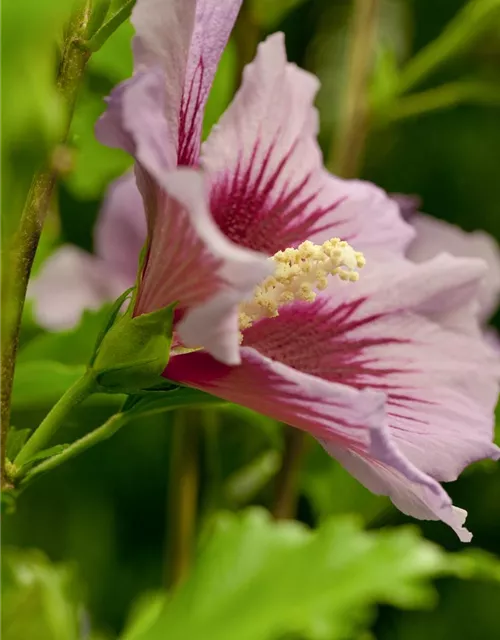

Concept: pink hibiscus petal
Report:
left=96, top=68, right=177, bottom=186
left=407, top=212, right=500, bottom=322
left=242, top=255, right=499, bottom=488
left=202, top=33, right=413, bottom=257
left=309, top=178, right=415, bottom=260
left=95, top=172, right=147, bottom=284
left=132, top=0, right=242, bottom=165
left=322, top=441, right=473, bottom=542
left=166, top=346, right=387, bottom=446
left=96, top=0, right=242, bottom=176
left=135, top=168, right=272, bottom=365
left=28, top=246, right=128, bottom=331
left=166, top=347, right=459, bottom=519
left=202, top=33, right=332, bottom=254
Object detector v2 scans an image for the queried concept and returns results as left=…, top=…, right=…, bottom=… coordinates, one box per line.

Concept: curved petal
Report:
left=391, top=193, right=422, bottom=220
left=165, top=348, right=387, bottom=446
left=96, top=68, right=176, bottom=181
left=242, top=255, right=499, bottom=486
left=407, top=213, right=500, bottom=322
left=28, top=246, right=127, bottom=331
left=134, top=169, right=272, bottom=365
left=308, top=179, right=415, bottom=259
left=95, top=172, right=147, bottom=284
left=322, top=441, right=473, bottom=542
left=97, top=0, right=242, bottom=169
left=165, top=348, right=461, bottom=530
left=202, top=33, right=413, bottom=257
left=133, top=0, right=242, bottom=165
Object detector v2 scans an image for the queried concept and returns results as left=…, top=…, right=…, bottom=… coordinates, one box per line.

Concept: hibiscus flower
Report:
left=31, top=0, right=499, bottom=540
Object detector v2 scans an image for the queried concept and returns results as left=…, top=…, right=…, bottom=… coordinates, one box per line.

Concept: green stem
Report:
left=272, top=428, right=308, bottom=520
left=0, top=1, right=92, bottom=486
left=378, top=81, right=500, bottom=125
left=87, top=0, right=136, bottom=52
left=165, top=410, right=199, bottom=588
left=202, top=408, right=222, bottom=513
left=14, top=370, right=96, bottom=469
left=329, top=0, right=379, bottom=178
left=19, top=411, right=127, bottom=487
left=396, top=0, right=500, bottom=96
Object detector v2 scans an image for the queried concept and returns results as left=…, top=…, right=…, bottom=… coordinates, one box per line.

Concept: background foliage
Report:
left=3, top=1, right=500, bottom=639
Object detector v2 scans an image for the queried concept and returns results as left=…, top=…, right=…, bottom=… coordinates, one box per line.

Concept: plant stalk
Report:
left=14, top=370, right=97, bottom=469
left=165, top=410, right=199, bottom=588
left=329, top=0, right=379, bottom=178
left=272, top=428, right=309, bottom=520
left=1, top=1, right=92, bottom=485
left=19, top=410, right=126, bottom=487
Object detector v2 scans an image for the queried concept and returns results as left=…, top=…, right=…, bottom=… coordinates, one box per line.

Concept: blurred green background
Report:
left=3, top=1, right=500, bottom=639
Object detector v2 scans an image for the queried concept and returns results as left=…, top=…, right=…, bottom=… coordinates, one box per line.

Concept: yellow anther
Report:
left=238, top=237, right=365, bottom=331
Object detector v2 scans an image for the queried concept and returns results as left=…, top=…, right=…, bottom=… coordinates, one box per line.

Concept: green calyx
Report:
left=92, top=303, right=176, bottom=394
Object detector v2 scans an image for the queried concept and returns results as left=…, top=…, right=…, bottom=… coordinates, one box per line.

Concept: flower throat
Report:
left=239, top=238, right=365, bottom=331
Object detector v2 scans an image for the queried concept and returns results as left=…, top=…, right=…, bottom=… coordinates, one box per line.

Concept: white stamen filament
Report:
left=238, top=238, right=365, bottom=331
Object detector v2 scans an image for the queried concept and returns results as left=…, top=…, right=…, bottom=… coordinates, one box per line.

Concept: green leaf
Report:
left=2, top=548, right=82, bottom=640
left=121, top=509, right=469, bottom=640
left=6, top=427, right=31, bottom=460
left=12, top=362, right=86, bottom=411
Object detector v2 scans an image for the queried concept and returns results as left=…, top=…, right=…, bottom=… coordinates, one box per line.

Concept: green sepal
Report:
left=85, top=0, right=112, bottom=40
left=89, top=287, right=134, bottom=367
left=92, top=303, right=175, bottom=393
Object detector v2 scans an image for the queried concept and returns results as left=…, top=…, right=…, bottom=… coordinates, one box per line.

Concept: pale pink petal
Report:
left=242, top=255, right=499, bottom=487
left=96, top=68, right=177, bottom=181
left=166, top=348, right=458, bottom=518
left=322, top=441, right=472, bottom=542
left=135, top=169, right=272, bottom=365
left=391, top=193, right=421, bottom=220
left=95, top=172, right=147, bottom=284
left=308, top=179, right=415, bottom=259
left=407, top=213, right=500, bottom=321
left=99, top=0, right=242, bottom=168
left=165, top=347, right=387, bottom=446
left=202, top=33, right=413, bottom=257
left=28, top=246, right=127, bottom=331
left=485, top=327, right=500, bottom=354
